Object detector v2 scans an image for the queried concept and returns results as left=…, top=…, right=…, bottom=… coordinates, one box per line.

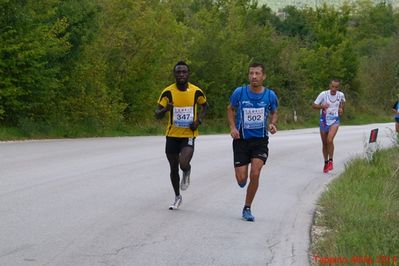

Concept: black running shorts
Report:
left=165, top=136, right=195, bottom=154
left=233, top=137, right=269, bottom=167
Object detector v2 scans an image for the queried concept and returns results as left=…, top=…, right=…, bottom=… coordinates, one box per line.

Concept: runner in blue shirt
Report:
left=227, top=62, right=278, bottom=222
left=392, top=96, right=399, bottom=134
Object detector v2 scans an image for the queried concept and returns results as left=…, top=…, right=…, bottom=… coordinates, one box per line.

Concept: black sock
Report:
left=329, top=158, right=333, bottom=162
left=244, top=205, right=251, bottom=210
left=324, top=160, right=329, bottom=164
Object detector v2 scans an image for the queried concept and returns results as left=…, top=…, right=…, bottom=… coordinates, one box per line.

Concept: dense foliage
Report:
left=0, top=0, right=398, bottom=135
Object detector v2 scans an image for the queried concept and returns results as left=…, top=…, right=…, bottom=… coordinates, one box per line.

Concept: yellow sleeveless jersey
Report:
left=158, top=83, right=207, bottom=137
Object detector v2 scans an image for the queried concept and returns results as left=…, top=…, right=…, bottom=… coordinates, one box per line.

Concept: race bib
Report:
left=326, top=115, right=338, bottom=126
left=243, top=108, right=265, bottom=129
left=326, top=102, right=339, bottom=125
left=173, top=107, right=194, bottom=128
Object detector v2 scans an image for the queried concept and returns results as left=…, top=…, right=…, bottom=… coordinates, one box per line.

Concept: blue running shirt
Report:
left=393, top=101, right=399, bottom=119
left=230, top=85, right=278, bottom=139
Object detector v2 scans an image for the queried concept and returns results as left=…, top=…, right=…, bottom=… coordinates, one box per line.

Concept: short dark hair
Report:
left=249, top=62, right=265, bottom=73
left=330, top=78, right=340, bottom=84
left=174, top=61, right=190, bottom=72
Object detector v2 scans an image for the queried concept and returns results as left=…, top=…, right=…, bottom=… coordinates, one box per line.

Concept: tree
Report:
left=93, top=0, right=189, bottom=122
left=274, top=5, right=311, bottom=40
left=356, top=36, right=399, bottom=111
left=0, top=0, right=71, bottom=125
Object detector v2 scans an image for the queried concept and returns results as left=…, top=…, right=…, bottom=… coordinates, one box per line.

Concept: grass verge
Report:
left=311, top=143, right=399, bottom=265
left=0, top=112, right=394, bottom=141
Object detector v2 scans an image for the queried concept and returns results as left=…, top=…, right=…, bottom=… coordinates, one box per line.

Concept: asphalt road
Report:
left=0, top=123, right=396, bottom=266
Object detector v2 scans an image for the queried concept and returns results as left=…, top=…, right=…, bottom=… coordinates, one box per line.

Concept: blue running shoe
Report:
left=242, top=208, right=255, bottom=222
left=238, top=181, right=246, bottom=188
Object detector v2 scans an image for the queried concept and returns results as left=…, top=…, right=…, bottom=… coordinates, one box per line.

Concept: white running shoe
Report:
left=169, top=195, right=182, bottom=210
left=180, top=168, right=191, bottom=191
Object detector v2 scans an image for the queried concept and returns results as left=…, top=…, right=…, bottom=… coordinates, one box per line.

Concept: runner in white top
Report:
left=312, top=79, right=346, bottom=173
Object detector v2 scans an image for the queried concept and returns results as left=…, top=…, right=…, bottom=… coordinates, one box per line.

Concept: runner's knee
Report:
left=250, top=168, right=261, bottom=178
left=179, top=157, right=191, bottom=171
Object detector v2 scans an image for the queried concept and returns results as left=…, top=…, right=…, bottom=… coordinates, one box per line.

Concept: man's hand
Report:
left=189, top=120, right=200, bottom=131
left=155, top=102, right=173, bottom=119
left=269, top=123, right=277, bottom=134
left=230, top=127, right=240, bottom=139
left=321, top=103, right=329, bottom=110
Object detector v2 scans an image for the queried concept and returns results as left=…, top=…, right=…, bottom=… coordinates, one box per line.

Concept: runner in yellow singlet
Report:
left=155, top=61, right=208, bottom=210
